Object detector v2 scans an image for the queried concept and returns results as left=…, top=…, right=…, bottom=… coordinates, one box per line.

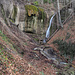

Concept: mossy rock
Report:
left=25, top=5, right=46, bottom=20
left=25, top=5, right=38, bottom=16
left=12, top=5, right=17, bottom=22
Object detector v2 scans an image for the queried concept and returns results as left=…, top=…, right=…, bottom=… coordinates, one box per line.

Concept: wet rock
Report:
left=59, top=62, right=68, bottom=65
left=47, top=48, right=55, bottom=55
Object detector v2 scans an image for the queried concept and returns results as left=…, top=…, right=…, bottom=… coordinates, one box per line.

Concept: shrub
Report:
left=65, top=32, right=71, bottom=40
left=53, top=39, right=75, bottom=61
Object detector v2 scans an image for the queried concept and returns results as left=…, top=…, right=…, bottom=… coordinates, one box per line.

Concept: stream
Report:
left=18, top=6, right=72, bottom=44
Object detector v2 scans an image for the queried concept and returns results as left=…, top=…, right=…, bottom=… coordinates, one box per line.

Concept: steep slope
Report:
left=47, top=18, right=75, bottom=74
left=0, top=18, right=40, bottom=75
left=0, top=18, right=57, bottom=75
left=47, top=18, right=75, bottom=54
left=0, top=39, right=39, bottom=75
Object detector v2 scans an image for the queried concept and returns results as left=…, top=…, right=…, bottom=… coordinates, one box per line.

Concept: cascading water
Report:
left=43, top=13, right=56, bottom=43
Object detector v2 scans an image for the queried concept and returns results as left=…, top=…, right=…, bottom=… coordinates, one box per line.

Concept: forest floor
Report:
left=47, top=18, right=75, bottom=61
left=0, top=18, right=56, bottom=75
left=0, top=17, right=75, bottom=75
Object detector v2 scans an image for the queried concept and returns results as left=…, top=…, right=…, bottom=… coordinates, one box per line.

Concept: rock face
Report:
left=0, top=0, right=74, bottom=36
left=0, top=0, right=26, bottom=27
left=0, top=0, right=12, bottom=11
left=72, top=0, right=75, bottom=14
left=0, top=0, right=48, bottom=35
left=0, top=4, right=2, bottom=17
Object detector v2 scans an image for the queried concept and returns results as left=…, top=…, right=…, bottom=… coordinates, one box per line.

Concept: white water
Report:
left=43, top=13, right=56, bottom=43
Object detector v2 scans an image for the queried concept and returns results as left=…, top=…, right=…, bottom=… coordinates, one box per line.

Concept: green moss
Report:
left=0, top=4, right=5, bottom=17
left=25, top=5, right=38, bottom=16
left=25, top=5, right=46, bottom=20
left=33, top=1, right=39, bottom=6
left=38, top=7, right=44, bottom=18
left=0, top=4, right=8, bottom=25
left=12, top=5, right=17, bottom=22
left=38, top=7, right=46, bottom=20
left=38, top=7, right=44, bottom=12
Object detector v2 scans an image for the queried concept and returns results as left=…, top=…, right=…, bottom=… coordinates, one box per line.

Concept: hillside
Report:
left=0, top=0, right=75, bottom=75
left=0, top=15, right=75, bottom=75
left=0, top=18, right=56, bottom=75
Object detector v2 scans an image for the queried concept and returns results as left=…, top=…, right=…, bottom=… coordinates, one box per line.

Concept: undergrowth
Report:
left=0, top=30, right=17, bottom=52
left=65, top=32, right=71, bottom=40
left=53, top=39, right=75, bottom=61
left=0, top=44, right=14, bottom=64
left=0, top=30, right=24, bottom=55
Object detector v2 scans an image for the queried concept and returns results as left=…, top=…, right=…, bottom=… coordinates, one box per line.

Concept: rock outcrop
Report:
left=0, top=0, right=26, bottom=27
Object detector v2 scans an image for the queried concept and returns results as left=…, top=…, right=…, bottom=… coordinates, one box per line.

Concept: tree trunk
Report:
left=57, top=0, right=63, bottom=27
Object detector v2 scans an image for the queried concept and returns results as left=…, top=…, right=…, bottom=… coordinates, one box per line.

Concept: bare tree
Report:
left=57, top=0, right=63, bottom=27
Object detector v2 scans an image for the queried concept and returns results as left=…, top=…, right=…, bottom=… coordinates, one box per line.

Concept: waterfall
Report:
left=43, top=13, right=56, bottom=43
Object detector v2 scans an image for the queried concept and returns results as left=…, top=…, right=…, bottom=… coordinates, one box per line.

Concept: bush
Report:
left=65, top=32, right=71, bottom=40
left=53, top=39, right=75, bottom=61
